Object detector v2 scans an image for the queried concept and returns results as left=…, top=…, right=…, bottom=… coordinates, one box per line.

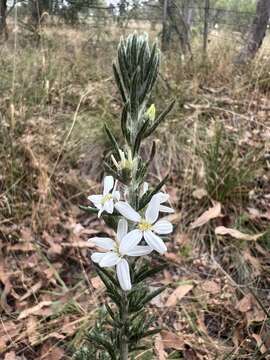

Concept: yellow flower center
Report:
left=138, top=219, right=152, bottom=231
left=101, top=193, right=113, bottom=205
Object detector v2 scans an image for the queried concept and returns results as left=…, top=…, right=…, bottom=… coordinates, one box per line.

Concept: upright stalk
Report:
left=120, top=293, right=129, bottom=360
left=76, top=34, right=175, bottom=360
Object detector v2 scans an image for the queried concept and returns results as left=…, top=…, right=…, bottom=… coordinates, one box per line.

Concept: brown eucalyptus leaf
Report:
left=166, top=284, right=193, bottom=307
left=190, top=202, right=221, bottom=229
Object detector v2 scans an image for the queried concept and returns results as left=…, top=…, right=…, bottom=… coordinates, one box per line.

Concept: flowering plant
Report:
left=76, top=33, right=175, bottom=360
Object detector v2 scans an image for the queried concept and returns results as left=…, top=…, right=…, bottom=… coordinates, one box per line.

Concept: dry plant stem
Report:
left=120, top=292, right=129, bottom=360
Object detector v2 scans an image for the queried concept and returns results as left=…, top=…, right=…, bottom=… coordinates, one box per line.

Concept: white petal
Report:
left=153, top=220, right=173, bottom=234
left=115, top=201, right=141, bottom=222
left=145, top=196, right=160, bottom=224
left=98, top=208, right=103, bottom=218
left=90, top=237, right=115, bottom=250
left=144, top=230, right=167, bottom=254
left=103, top=199, right=114, bottom=214
left=153, top=192, right=169, bottom=204
left=103, top=176, right=114, bottom=195
left=119, top=229, right=142, bottom=254
left=142, top=182, right=149, bottom=195
left=125, top=246, right=152, bottom=256
left=113, top=190, right=121, bottom=201
left=117, top=219, right=128, bottom=242
left=99, top=252, right=120, bottom=267
left=88, top=194, right=102, bottom=207
left=159, top=205, right=174, bottom=213
left=91, top=252, right=107, bottom=264
left=116, top=259, right=131, bottom=291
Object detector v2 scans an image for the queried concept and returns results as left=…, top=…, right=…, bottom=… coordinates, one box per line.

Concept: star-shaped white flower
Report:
left=141, top=184, right=174, bottom=214
left=90, top=219, right=152, bottom=291
left=115, top=194, right=173, bottom=255
left=88, top=176, right=120, bottom=217
left=152, top=192, right=175, bottom=214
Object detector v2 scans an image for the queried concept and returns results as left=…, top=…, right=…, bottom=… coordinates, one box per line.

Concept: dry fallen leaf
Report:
left=190, top=202, right=221, bottom=229
left=43, top=231, right=62, bottom=255
left=201, top=280, right=221, bottom=294
left=0, top=321, right=19, bottom=351
left=4, top=351, right=16, bottom=360
left=165, top=212, right=182, bottom=224
left=192, top=188, right=208, bottom=200
left=215, top=226, right=264, bottom=241
left=164, top=252, right=181, bottom=263
left=247, top=309, right=266, bottom=324
left=0, top=259, right=13, bottom=313
left=20, top=281, right=43, bottom=301
left=161, top=330, right=185, bottom=350
left=155, top=334, right=167, bottom=360
left=61, top=241, right=94, bottom=248
left=175, top=233, right=190, bottom=246
left=18, top=301, right=52, bottom=320
left=252, top=333, right=267, bottom=354
left=8, top=243, right=35, bottom=252
left=27, top=316, right=38, bottom=345
left=248, top=207, right=270, bottom=221
left=243, top=250, right=261, bottom=276
left=91, top=276, right=104, bottom=289
left=166, top=284, right=193, bottom=307
left=41, top=341, right=65, bottom=360
left=236, top=294, right=253, bottom=313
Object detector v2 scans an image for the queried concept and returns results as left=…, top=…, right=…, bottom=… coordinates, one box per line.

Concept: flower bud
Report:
left=146, top=104, right=156, bottom=122
left=111, top=148, right=137, bottom=182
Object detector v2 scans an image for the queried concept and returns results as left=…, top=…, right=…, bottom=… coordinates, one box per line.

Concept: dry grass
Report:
left=0, top=24, right=270, bottom=359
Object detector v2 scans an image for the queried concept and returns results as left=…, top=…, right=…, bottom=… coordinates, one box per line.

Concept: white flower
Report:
left=88, top=176, right=120, bottom=218
left=153, top=192, right=175, bottom=214
left=141, top=184, right=174, bottom=214
left=115, top=195, right=173, bottom=255
left=90, top=219, right=152, bottom=291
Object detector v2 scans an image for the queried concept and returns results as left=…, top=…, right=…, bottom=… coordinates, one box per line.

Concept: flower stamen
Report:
left=101, top=193, right=113, bottom=205
left=138, top=219, right=152, bottom=231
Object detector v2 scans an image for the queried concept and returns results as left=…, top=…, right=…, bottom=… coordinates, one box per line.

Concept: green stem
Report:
left=120, top=292, right=129, bottom=360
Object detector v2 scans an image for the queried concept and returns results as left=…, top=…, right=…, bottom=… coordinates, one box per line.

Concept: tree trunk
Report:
left=0, top=0, right=8, bottom=41
left=203, top=0, right=210, bottom=57
left=167, top=1, right=192, bottom=56
left=183, top=0, right=194, bottom=28
left=29, top=0, right=50, bottom=27
left=161, top=0, right=170, bottom=51
left=235, top=0, right=270, bottom=64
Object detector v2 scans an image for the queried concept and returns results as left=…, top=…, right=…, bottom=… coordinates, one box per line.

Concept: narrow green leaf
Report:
left=95, top=267, right=114, bottom=291
left=138, top=40, right=147, bottom=79
left=130, top=67, right=140, bottom=120
left=133, top=119, right=149, bottom=156
left=118, top=43, right=131, bottom=91
left=96, top=265, right=119, bottom=288
left=104, top=124, right=120, bottom=156
left=113, top=63, right=126, bottom=103
left=140, top=286, right=167, bottom=307
left=79, top=205, right=98, bottom=214
left=134, top=264, right=167, bottom=283
left=144, top=42, right=158, bottom=81
left=131, top=33, right=138, bottom=72
left=121, top=102, right=131, bottom=144
left=139, top=56, right=159, bottom=103
left=87, top=333, right=116, bottom=359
